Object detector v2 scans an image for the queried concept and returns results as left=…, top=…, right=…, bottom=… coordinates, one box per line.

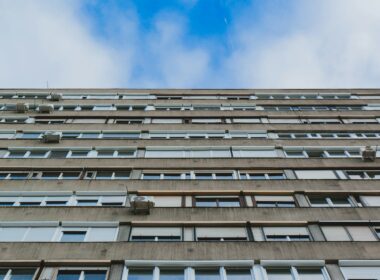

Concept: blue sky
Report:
left=1, top=0, right=380, bottom=88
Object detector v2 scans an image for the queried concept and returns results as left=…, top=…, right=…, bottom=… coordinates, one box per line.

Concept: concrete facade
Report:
left=0, top=89, right=379, bottom=279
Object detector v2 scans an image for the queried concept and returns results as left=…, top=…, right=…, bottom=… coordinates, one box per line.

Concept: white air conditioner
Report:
left=361, top=146, right=376, bottom=162
left=49, top=93, right=62, bottom=101
left=130, top=196, right=155, bottom=214
left=38, top=104, right=54, bottom=113
left=16, top=103, right=29, bottom=113
left=42, top=131, right=62, bottom=143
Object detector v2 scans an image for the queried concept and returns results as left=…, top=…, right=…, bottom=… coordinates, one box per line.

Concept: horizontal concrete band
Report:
left=0, top=207, right=376, bottom=221
left=0, top=179, right=378, bottom=192
left=0, top=242, right=378, bottom=260
left=0, top=158, right=379, bottom=168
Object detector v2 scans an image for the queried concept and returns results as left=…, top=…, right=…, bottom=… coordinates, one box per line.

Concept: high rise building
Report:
left=0, top=88, right=379, bottom=280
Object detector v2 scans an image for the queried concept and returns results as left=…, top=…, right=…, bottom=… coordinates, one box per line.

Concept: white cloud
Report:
left=1, top=0, right=380, bottom=88
left=0, top=0, right=126, bottom=88
left=225, top=0, right=380, bottom=88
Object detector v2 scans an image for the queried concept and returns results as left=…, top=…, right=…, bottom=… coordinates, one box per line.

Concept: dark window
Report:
left=60, top=231, right=86, bottom=242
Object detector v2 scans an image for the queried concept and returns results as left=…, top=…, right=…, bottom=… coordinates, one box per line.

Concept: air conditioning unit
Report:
left=49, top=93, right=62, bottom=101
left=361, top=146, right=376, bottom=162
left=38, top=104, right=54, bottom=113
left=130, top=196, right=155, bottom=214
left=15, top=103, right=29, bottom=113
left=42, top=131, right=62, bottom=143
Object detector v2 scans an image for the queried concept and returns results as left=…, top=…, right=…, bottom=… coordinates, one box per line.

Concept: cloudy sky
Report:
left=1, top=0, right=380, bottom=88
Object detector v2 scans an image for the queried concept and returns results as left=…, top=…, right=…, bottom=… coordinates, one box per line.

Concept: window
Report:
left=225, top=269, right=252, bottom=280
left=265, top=267, right=328, bottom=280
left=232, top=149, right=277, bottom=158
left=308, top=196, right=353, bottom=207
left=57, top=270, right=107, bottom=280
left=69, top=150, right=90, bottom=158
left=152, top=119, right=182, bottom=124
left=142, top=173, right=161, bottom=180
left=77, top=200, right=98, bottom=206
left=159, top=269, right=184, bottom=280
left=102, top=132, right=140, bottom=139
left=321, top=226, right=377, bottom=241
left=346, top=170, right=380, bottom=179
left=266, top=268, right=292, bottom=280
left=195, top=197, right=241, bottom=207
left=127, top=269, right=154, bottom=280
left=295, top=170, right=337, bottom=180
left=60, top=231, right=86, bottom=242
left=340, top=265, right=380, bottom=280
left=255, top=196, right=295, bottom=208
left=195, top=227, right=248, bottom=241
left=360, top=195, right=380, bottom=206
left=95, top=171, right=130, bottom=179
left=130, top=227, right=182, bottom=241
left=194, top=270, right=219, bottom=280
left=240, top=172, right=285, bottom=180
left=0, top=269, right=36, bottom=280
left=258, top=227, right=311, bottom=241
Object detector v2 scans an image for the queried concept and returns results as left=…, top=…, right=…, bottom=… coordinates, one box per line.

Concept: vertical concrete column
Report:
left=325, top=264, right=345, bottom=280
left=117, top=225, right=131, bottom=241
left=108, top=264, right=125, bottom=280
left=308, top=224, right=325, bottom=241
left=294, top=193, right=309, bottom=207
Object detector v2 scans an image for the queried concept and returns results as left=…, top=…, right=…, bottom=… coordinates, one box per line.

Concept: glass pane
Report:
left=0, top=202, right=14, bottom=206
left=60, top=231, right=86, bottom=242
left=298, top=268, right=325, bottom=280
left=102, top=133, right=140, bottom=139
left=95, top=171, right=113, bottom=179
left=163, top=174, right=182, bottom=180
left=195, top=173, right=213, bottom=180
left=84, top=271, right=106, bottom=280
left=266, top=268, right=292, bottom=280
left=20, top=201, right=41, bottom=206
left=215, top=173, right=233, bottom=180
left=143, top=174, right=161, bottom=180
left=81, top=133, right=100, bottom=139
left=29, top=151, right=47, bottom=158
left=10, top=269, right=35, bottom=280
left=195, top=198, right=217, bottom=207
left=61, top=172, right=81, bottom=179
left=309, top=197, right=328, bottom=206
left=20, top=133, right=41, bottom=139
left=114, top=171, right=130, bottom=179
left=330, top=197, right=351, bottom=206
left=62, top=133, right=80, bottom=139
left=57, top=271, right=81, bottom=280
left=50, top=151, right=68, bottom=158
left=10, top=173, right=29, bottom=180
left=8, top=151, right=26, bottom=158
left=0, top=269, right=7, bottom=280
left=70, top=150, right=89, bottom=157
left=160, top=270, right=184, bottom=280
left=127, top=269, right=153, bottom=280
left=46, top=201, right=68, bottom=206
left=41, top=172, right=61, bottom=179
left=226, top=269, right=252, bottom=280
left=97, top=150, right=114, bottom=157
left=195, top=270, right=220, bottom=280
left=77, top=200, right=98, bottom=206
left=118, top=150, right=135, bottom=157
left=218, top=198, right=240, bottom=207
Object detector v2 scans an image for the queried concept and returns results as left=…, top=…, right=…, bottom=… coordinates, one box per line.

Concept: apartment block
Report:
left=0, top=89, right=379, bottom=280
